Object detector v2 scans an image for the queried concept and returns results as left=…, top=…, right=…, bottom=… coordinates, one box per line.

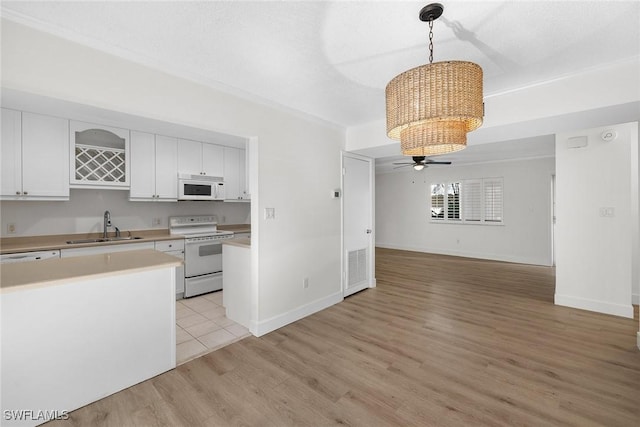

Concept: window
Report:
left=462, top=180, right=482, bottom=222
left=430, top=183, right=445, bottom=219
left=430, top=177, right=503, bottom=224
left=484, top=178, right=503, bottom=222
left=447, top=182, right=461, bottom=220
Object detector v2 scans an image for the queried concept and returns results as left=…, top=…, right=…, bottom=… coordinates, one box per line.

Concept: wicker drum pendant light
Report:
left=386, top=3, right=483, bottom=156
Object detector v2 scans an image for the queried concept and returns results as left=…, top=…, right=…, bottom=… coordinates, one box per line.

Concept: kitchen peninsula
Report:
left=222, top=236, right=252, bottom=330
left=1, top=249, right=180, bottom=427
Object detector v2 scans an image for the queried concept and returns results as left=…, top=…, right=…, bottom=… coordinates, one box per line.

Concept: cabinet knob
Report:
left=23, top=191, right=28, bottom=195
left=16, top=191, right=20, bottom=195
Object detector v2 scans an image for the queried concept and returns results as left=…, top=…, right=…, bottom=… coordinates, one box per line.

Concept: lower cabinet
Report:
left=60, top=240, right=185, bottom=300
left=60, top=242, right=154, bottom=258
left=155, top=240, right=185, bottom=299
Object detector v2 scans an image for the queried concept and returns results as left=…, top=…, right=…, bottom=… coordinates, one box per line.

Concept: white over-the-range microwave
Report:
left=178, top=174, right=225, bottom=201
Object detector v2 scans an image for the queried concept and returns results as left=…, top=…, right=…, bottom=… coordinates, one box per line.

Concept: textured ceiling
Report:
left=2, top=0, right=639, bottom=130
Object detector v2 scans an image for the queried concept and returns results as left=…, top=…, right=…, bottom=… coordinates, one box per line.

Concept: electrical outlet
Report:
left=152, top=217, right=162, bottom=226
left=303, top=277, right=309, bottom=289
left=7, top=223, right=16, bottom=234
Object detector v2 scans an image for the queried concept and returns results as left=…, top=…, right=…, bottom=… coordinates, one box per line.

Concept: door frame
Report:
left=341, top=151, right=376, bottom=297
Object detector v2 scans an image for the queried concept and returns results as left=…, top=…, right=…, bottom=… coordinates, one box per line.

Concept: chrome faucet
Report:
left=103, top=210, right=111, bottom=238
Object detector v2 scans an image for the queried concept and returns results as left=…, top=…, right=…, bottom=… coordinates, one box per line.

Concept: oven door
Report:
left=185, top=239, right=222, bottom=277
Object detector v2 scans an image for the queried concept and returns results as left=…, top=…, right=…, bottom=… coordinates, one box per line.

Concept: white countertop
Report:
left=0, top=249, right=182, bottom=294
left=222, top=237, right=251, bottom=248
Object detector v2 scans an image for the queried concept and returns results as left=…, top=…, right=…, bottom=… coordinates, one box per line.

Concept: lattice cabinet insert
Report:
left=70, top=121, right=130, bottom=188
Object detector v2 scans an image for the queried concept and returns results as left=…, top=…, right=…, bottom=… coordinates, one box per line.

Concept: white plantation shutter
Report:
left=430, top=183, right=445, bottom=220
left=462, top=180, right=482, bottom=222
left=447, top=182, right=461, bottom=220
left=431, top=178, right=503, bottom=224
left=484, top=178, right=503, bottom=222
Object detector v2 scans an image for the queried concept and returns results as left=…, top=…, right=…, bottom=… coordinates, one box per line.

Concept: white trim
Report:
left=637, top=332, right=640, bottom=351
left=344, top=282, right=369, bottom=297
left=250, top=291, right=343, bottom=337
left=632, top=292, right=639, bottom=305
left=554, top=294, right=634, bottom=319
left=341, top=151, right=376, bottom=298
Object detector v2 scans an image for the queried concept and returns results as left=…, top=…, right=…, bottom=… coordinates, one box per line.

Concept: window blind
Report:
left=462, top=180, right=482, bottom=222
left=484, top=179, right=503, bottom=222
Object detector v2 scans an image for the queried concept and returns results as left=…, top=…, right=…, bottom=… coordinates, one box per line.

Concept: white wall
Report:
left=1, top=20, right=344, bottom=333
left=0, top=190, right=250, bottom=237
left=555, top=122, right=638, bottom=318
left=376, top=157, right=555, bottom=266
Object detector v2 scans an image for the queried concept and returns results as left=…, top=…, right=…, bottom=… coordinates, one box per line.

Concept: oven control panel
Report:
left=186, top=234, right=233, bottom=243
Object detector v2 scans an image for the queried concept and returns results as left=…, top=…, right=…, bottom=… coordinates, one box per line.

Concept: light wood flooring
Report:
left=47, top=248, right=640, bottom=426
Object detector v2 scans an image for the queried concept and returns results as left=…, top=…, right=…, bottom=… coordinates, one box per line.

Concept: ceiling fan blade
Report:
left=424, top=160, right=452, bottom=165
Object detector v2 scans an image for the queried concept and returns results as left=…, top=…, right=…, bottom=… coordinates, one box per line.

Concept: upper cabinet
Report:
left=178, top=139, right=224, bottom=177
left=223, top=146, right=249, bottom=201
left=1, top=109, right=70, bottom=201
left=129, top=131, right=178, bottom=201
left=70, top=121, right=130, bottom=189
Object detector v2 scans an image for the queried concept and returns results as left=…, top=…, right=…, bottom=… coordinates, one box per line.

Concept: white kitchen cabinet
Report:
left=70, top=120, right=130, bottom=189
left=1, top=109, right=70, bottom=201
left=223, top=146, right=249, bottom=201
left=178, top=139, right=224, bottom=177
left=1, top=108, right=21, bottom=198
left=244, top=141, right=251, bottom=200
left=130, top=131, right=178, bottom=201
left=61, top=241, right=154, bottom=258
left=155, top=239, right=185, bottom=299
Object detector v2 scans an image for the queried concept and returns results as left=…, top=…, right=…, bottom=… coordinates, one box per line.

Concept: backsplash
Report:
left=0, top=189, right=250, bottom=237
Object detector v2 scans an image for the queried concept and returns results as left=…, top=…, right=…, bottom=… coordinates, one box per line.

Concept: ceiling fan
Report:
left=393, top=156, right=452, bottom=170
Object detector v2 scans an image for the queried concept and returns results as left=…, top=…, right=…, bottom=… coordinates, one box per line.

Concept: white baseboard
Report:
left=376, top=243, right=552, bottom=267
left=555, top=294, right=634, bottom=319
left=250, top=291, right=343, bottom=337
left=633, top=292, right=639, bottom=305
left=637, top=332, right=640, bottom=350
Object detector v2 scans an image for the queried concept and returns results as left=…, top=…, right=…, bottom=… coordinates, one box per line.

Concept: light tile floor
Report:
left=176, top=290, right=251, bottom=365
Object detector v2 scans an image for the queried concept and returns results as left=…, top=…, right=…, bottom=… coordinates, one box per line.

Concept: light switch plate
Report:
left=265, top=208, right=275, bottom=220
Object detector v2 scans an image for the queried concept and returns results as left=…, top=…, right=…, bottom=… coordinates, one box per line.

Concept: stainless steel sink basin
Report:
left=66, top=236, right=143, bottom=244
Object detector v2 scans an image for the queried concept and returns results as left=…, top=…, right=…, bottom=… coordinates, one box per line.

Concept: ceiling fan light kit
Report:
left=393, top=155, right=452, bottom=170
left=386, top=3, right=484, bottom=157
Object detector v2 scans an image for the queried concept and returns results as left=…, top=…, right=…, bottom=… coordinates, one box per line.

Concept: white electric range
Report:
left=169, top=215, right=234, bottom=298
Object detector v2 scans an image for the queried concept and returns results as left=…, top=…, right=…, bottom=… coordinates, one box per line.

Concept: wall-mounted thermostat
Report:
left=601, top=129, right=617, bottom=142
left=332, top=190, right=341, bottom=198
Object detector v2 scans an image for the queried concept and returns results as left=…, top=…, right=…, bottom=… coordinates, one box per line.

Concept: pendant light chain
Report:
left=428, top=17, right=434, bottom=64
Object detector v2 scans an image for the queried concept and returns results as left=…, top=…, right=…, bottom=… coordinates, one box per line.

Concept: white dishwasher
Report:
left=0, top=250, right=60, bottom=264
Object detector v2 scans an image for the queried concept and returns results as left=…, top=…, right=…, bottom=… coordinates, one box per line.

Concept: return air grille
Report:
left=348, top=248, right=367, bottom=287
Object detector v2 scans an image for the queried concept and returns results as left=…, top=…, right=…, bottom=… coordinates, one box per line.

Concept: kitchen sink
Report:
left=66, top=237, right=143, bottom=244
